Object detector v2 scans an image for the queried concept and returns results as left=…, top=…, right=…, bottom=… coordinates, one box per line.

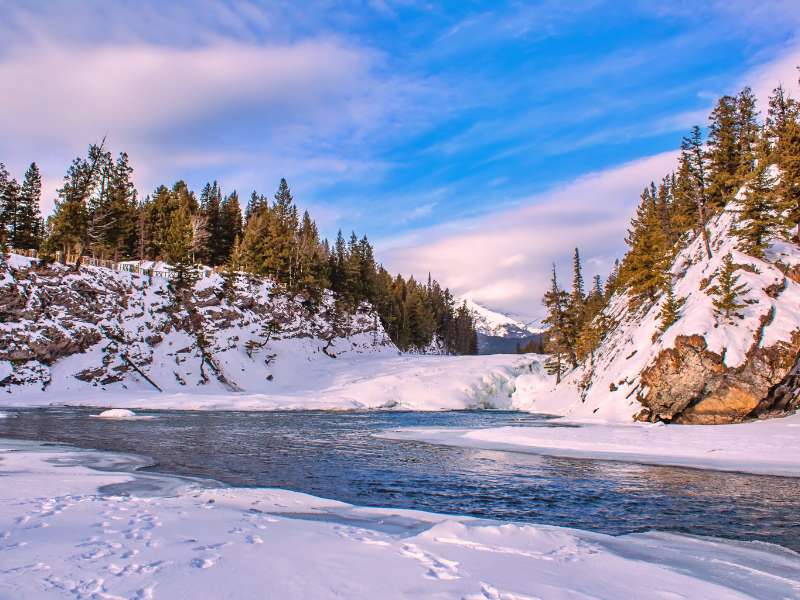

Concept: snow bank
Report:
left=1, top=439, right=798, bottom=599
left=384, top=411, right=800, bottom=476
left=4, top=354, right=546, bottom=412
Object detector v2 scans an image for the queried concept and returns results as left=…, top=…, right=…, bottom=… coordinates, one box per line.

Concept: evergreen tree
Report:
left=48, top=141, right=108, bottom=262
left=1, top=176, right=19, bottom=248
left=766, top=85, right=797, bottom=154
left=777, top=117, right=800, bottom=241
left=681, top=126, right=713, bottom=258
left=542, top=265, right=570, bottom=383
left=165, top=203, right=198, bottom=295
left=218, top=191, right=243, bottom=264
left=708, top=253, right=749, bottom=321
left=222, top=234, right=242, bottom=303
left=736, top=87, right=760, bottom=177
left=706, top=95, right=740, bottom=210
left=657, top=280, right=685, bottom=333
left=199, top=182, right=221, bottom=264
left=16, top=163, right=42, bottom=250
left=619, top=186, right=671, bottom=304
left=735, top=146, right=779, bottom=257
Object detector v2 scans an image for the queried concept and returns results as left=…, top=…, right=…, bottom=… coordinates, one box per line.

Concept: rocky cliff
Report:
left=0, top=255, right=395, bottom=395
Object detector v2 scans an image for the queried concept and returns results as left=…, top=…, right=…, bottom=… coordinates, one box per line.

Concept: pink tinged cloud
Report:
left=381, top=151, right=679, bottom=318
left=0, top=40, right=373, bottom=140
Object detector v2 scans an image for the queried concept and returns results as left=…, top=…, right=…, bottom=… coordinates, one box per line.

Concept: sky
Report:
left=2, top=0, right=800, bottom=319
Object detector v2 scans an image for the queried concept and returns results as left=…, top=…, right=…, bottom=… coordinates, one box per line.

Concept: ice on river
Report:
left=1, top=439, right=799, bottom=599
left=383, top=411, right=800, bottom=477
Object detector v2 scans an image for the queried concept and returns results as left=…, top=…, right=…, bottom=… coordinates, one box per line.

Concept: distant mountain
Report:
left=457, top=297, right=544, bottom=355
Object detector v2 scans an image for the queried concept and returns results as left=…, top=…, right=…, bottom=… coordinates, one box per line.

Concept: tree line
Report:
left=0, top=146, right=477, bottom=355
left=542, top=80, right=800, bottom=381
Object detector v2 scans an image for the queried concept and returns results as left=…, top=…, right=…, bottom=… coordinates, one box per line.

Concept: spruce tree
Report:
left=620, top=187, right=670, bottom=304
left=1, top=177, right=19, bottom=249
left=165, top=203, right=198, bottom=295
left=736, top=87, right=759, bottom=177
left=542, top=265, right=570, bottom=383
left=706, top=96, right=740, bottom=210
left=657, top=280, right=684, bottom=333
left=777, top=117, right=800, bottom=241
left=17, top=163, right=43, bottom=250
left=219, top=191, right=243, bottom=264
left=681, top=126, right=713, bottom=258
left=222, top=234, right=242, bottom=303
left=734, top=147, right=779, bottom=257
left=708, top=253, right=749, bottom=321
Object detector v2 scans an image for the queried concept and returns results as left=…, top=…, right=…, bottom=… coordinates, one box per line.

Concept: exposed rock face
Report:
left=637, top=332, right=800, bottom=424
left=0, top=256, right=395, bottom=393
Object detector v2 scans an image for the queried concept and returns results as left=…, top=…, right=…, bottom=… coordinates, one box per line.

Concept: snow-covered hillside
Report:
left=515, top=201, right=800, bottom=423
left=0, top=255, right=542, bottom=410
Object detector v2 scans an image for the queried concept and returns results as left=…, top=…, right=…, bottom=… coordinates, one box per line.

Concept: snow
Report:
left=3, top=354, right=546, bottom=412
left=383, top=411, right=800, bottom=476
left=93, top=409, right=140, bottom=419
left=2, top=438, right=799, bottom=599
left=513, top=206, right=800, bottom=422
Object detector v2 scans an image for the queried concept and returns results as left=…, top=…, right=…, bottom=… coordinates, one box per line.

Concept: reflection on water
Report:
left=0, top=408, right=798, bottom=551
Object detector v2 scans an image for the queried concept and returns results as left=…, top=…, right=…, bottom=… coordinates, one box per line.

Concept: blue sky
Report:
left=2, top=0, right=800, bottom=316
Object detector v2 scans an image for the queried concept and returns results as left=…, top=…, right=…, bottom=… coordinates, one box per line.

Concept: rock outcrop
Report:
left=637, top=332, right=800, bottom=424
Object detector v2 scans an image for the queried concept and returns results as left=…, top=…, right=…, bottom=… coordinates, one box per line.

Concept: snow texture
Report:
left=2, top=438, right=799, bottom=599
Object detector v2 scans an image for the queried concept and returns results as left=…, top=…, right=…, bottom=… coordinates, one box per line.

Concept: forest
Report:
left=0, top=151, right=478, bottom=355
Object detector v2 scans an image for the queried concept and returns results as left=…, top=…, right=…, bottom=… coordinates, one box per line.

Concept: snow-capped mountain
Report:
left=458, top=297, right=541, bottom=338
left=457, top=297, right=544, bottom=354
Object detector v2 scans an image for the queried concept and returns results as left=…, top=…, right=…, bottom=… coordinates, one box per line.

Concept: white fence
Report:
left=10, top=248, right=215, bottom=281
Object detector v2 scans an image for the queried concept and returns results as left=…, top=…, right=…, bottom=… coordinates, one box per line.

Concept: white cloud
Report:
left=743, top=43, right=800, bottom=106
left=0, top=40, right=373, bottom=143
left=381, top=151, right=678, bottom=319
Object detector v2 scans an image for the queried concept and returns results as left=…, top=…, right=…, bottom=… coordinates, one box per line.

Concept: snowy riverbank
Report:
left=2, top=439, right=799, bottom=599
left=383, top=411, right=800, bottom=477
left=1, top=354, right=545, bottom=412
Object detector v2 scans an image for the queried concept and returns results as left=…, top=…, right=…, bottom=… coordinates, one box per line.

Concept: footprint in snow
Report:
left=399, top=543, right=461, bottom=580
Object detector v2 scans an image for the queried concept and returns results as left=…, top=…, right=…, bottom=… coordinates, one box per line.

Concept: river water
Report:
left=0, top=407, right=798, bottom=551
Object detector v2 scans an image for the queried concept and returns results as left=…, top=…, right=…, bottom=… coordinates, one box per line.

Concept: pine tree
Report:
left=542, top=265, right=570, bottom=383
left=657, top=280, right=685, bottom=333
left=165, top=203, right=198, bottom=295
left=218, top=191, right=243, bottom=264
left=735, top=146, right=779, bottom=257
left=777, top=117, right=800, bottom=241
left=708, top=253, right=749, bottom=321
left=681, top=126, right=713, bottom=258
left=1, top=177, right=19, bottom=249
left=619, top=186, right=671, bottom=304
left=766, top=85, right=797, bottom=155
left=564, top=247, right=585, bottom=366
left=736, top=87, right=760, bottom=178
left=222, top=234, right=242, bottom=303
left=706, top=95, right=740, bottom=210
left=200, top=182, right=222, bottom=264
left=17, top=163, right=43, bottom=250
